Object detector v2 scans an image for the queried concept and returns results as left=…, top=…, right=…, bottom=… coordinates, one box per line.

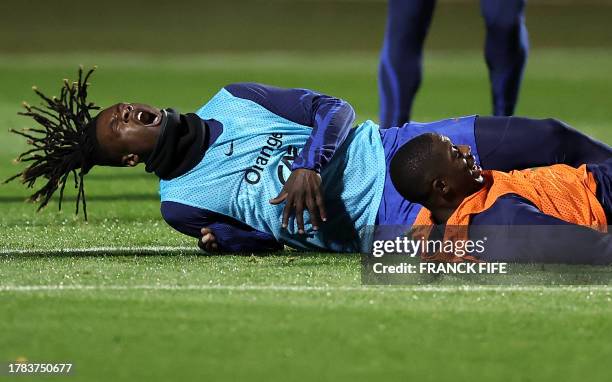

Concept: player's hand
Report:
left=198, top=227, right=219, bottom=252
left=269, top=168, right=327, bottom=234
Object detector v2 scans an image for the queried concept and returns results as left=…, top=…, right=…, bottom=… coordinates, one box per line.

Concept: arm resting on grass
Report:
left=161, top=201, right=283, bottom=252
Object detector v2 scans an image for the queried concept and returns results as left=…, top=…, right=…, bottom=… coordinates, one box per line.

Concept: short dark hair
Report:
left=4, top=66, right=100, bottom=220
left=389, top=133, right=441, bottom=204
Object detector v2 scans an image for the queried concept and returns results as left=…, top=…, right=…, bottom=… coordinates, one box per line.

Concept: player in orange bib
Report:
left=389, top=133, right=612, bottom=264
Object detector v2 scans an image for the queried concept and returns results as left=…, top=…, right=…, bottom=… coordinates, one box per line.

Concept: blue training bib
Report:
left=159, top=89, right=386, bottom=252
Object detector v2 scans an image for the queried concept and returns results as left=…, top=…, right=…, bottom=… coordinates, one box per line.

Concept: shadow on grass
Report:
left=1, top=248, right=313, bottom=258
left=86, top=173, right=157, bottom=180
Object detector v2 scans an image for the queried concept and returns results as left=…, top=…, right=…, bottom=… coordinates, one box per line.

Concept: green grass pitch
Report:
left=1, top=48, right=612, bottom=381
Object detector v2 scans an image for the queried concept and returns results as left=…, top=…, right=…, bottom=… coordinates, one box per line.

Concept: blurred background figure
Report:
left=379, top=0, right=529, bottom=127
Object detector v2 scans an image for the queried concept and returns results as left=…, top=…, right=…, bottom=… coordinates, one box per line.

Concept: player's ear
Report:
left=121, top=154, right=140, bottom=167
left=432, top=178, right=449, bottom=196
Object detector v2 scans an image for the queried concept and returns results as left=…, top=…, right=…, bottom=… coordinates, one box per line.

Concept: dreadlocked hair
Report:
left=4, top=66, right=100, bottom=220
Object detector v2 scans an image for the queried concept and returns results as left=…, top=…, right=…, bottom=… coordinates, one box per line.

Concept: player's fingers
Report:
left=305, top=196, right=320, bottom=230
left=197, top=239, right=206, bottom=252
left=295, top=201, right=305, bottom=234
left=200, top=227, right=211, bottom=236
left=315, top=189, right=327, bottom=222
left=202, top=233, right=213, bottom=243
left=281, top=196, right=293, bottom=229
left=269, top=190, right=288, bottom=205
left=198, top=238, right=214, bottom=252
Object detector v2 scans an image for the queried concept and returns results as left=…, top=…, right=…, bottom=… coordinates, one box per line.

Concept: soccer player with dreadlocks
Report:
left=8, top=68, right=611, bottom=253
left=6, top=67, right=99, bottom=219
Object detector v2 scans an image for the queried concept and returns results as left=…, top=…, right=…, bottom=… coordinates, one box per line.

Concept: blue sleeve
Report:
left=225, top=83, right=356, bottom=173
left=161, top=201, right=283, bottom=252
left=470, top=194, right=612, bottom=264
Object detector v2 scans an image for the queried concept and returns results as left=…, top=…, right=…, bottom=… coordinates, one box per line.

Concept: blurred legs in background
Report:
left=481, top=0, right=529, bottom=116
left=378, top=0, right=529, bottom=127
left=378, top=0, right=435, bottom=128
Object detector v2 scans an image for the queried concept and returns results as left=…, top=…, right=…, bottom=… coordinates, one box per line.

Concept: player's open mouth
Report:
left=465, top=155, right=483, bottom=181
left=136, top=109, right=161, bottom=126
left=470, top=163, right=482, bottom=179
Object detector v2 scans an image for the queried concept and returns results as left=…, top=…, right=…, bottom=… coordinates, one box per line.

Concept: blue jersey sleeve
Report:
left=470, top=194, right=612, bottom=264
left=225, top=83, right=356, bottom=173
left=161, top=201, right=283, bottom=252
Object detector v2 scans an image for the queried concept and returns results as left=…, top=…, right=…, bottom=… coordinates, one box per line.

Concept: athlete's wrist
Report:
left=290, top=160, right=321, bottom=174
